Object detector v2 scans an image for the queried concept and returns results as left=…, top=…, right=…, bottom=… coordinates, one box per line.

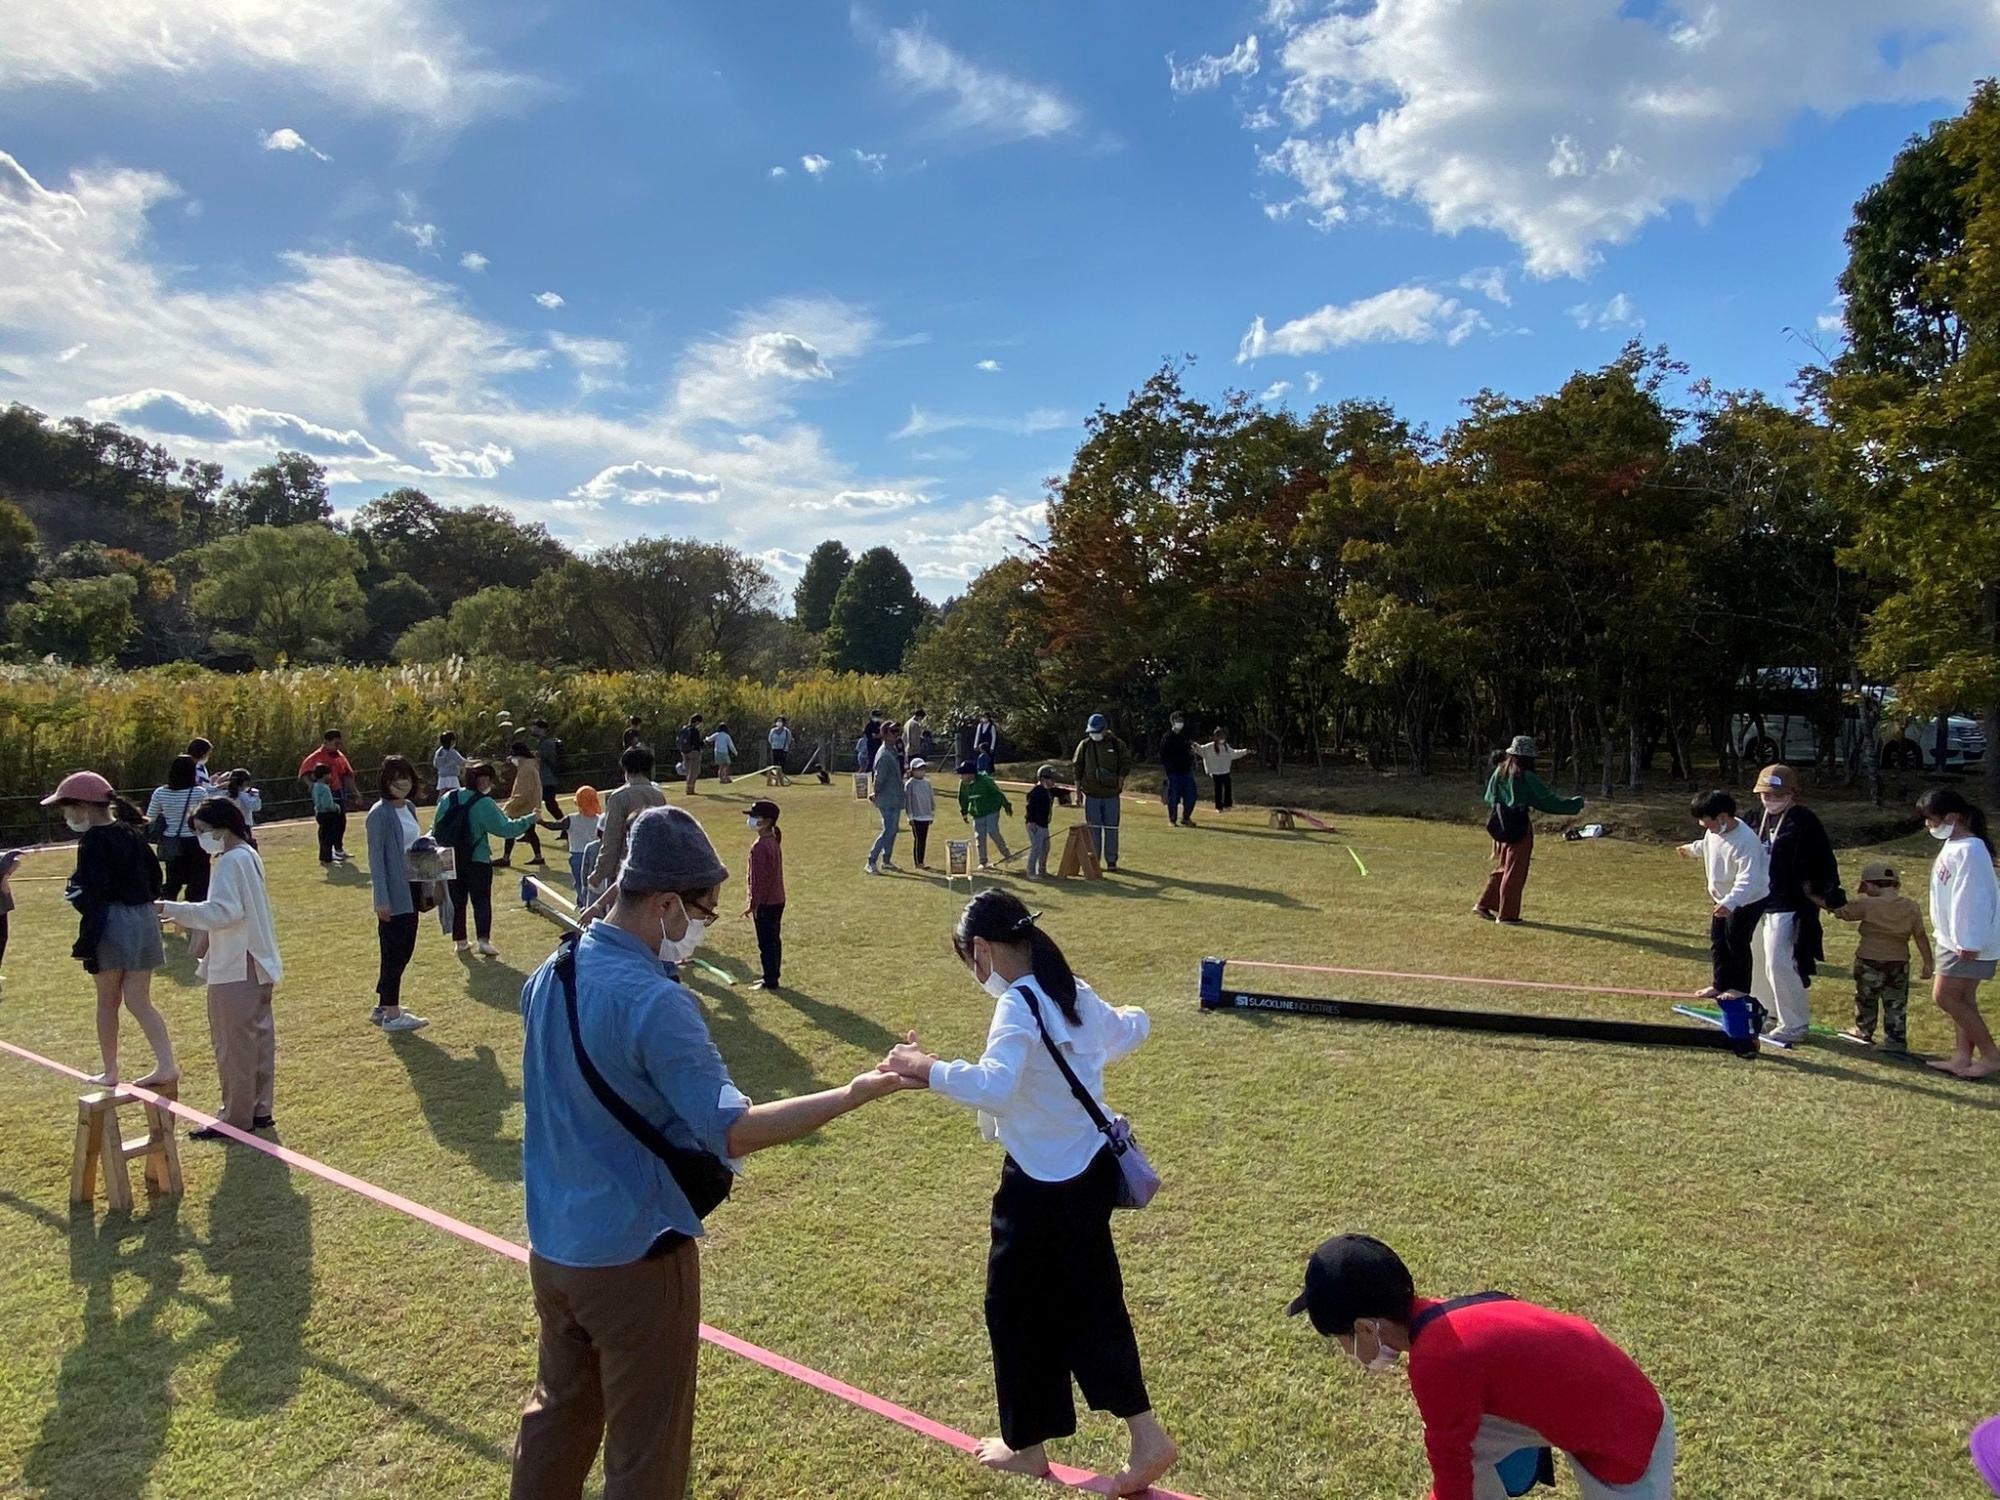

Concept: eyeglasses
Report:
left=682, top=896, right=724, bottom=924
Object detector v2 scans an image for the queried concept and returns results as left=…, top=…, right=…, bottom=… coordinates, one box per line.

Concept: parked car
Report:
left=1730, top=704, right=1985, bottom=771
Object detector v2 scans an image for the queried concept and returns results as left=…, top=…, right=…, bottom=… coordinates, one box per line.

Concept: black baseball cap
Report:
left=1286, top=1234, right=1414, bottom=1336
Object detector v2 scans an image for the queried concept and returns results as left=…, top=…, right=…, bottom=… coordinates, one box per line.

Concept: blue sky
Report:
left=2, top=2, right=1995, bottom=600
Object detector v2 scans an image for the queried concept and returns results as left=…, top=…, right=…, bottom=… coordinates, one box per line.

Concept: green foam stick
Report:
left=1345, top=844, right=1370, bottom=877
left=690, top=956, right=736, bottom=986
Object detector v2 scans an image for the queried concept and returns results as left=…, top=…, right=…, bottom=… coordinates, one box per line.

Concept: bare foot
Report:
left=974, top=1438, right=1050, bottom=1478
left=1957, top=1057, right=2000, bottom=1079
left=1111, top=1415, right=1179, bottom=1496
left=133, top=1067, right=179, bottom=1089
left=86, top=1069, right=118, bottom=1088
left=1693, top=986, right=1721, bottom=1000
left=1928, top=1057, right=1974, bottom=1075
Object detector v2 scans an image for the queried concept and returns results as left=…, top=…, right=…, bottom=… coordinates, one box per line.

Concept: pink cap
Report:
left=41, top=770, right=114, bottom=806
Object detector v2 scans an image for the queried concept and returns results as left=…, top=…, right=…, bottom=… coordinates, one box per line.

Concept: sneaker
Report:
left=189, top=1125, right=229, bottom=1142
left=1881, top=1037, right=1911, bottom=1054
left=1836, top=1028, right=1874, bottom=1046
left=454, top=940, right=472, bottom=953
left=751, top=979, right=779, bottom=991
left=1183, top=818, right=1197, bottom=828
left=863, top=862, right=878, bottom=875
left=879, top=860, right=901, bottom=872
left=476, top=940, right=500, bottom=957
left=1105, top=862, right=1119, bottom=872
left=252, top=1115, right=275, bottom=1130
left=333, top=850, right=350, bottom=862
left=369, top=1006, right=387, bottom=1027
left=1764, top=1026, right=1807, bottom=1046
left=381, top=1012, right=430, bottom=1033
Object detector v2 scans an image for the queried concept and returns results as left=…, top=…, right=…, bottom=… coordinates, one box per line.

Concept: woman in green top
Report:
left=434, top=760, right=538, bottom=956
left=1474, top=735, right=1585, bottom=924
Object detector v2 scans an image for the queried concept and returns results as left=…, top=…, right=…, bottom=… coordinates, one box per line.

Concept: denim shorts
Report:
left=1938, top=950, right=1997, bottom=982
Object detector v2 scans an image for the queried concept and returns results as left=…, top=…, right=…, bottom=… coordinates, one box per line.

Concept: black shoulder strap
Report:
left=1014, top=981, right=1115, bottom=1138
left=1409, top=1290, right=1515, bottom=1343
left=553, top=933, right=732, bottom=1216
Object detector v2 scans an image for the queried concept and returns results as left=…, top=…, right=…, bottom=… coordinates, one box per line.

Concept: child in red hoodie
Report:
left=1289, top=1234, right=1673, bottom=1499
left=744, top=799, right=785, bottom=991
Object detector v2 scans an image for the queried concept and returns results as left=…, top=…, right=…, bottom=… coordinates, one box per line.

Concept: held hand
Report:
left=881, top=1039, right=936, bottom=1083
left=849, top=1068, right=920, bottom=1103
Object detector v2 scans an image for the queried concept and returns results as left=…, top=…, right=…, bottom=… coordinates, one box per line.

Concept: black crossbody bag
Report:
left=552, top=933, right=734, bottom=1219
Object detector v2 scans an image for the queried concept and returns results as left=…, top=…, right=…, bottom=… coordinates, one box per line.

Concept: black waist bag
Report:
left=553, top=933, right=733, bottom=1219
left=1486, top=800, right=1531, bottom=842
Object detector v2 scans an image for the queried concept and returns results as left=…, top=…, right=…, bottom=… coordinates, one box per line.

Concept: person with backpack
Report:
left=677, top=714, right=705, bottom=795
left=432, top=761, right=537, bottom=957
left=510, top=806, right=917, bottom=1498
left=878, top=891, right=1175, bottom=1497
left=1474, top=736, right=1584, bottom=925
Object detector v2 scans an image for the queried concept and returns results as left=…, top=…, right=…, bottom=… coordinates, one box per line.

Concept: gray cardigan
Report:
left=367, top=799, right=420, bottom=915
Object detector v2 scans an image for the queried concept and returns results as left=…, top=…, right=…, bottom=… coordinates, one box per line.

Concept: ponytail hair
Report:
left=191, top=794, right=253, bottom=845
left=109, top=794, right=147, bottom=826
left=953, top=888, right=1081, bottom=1025
left=1918, top=786, right=1991, bottom=849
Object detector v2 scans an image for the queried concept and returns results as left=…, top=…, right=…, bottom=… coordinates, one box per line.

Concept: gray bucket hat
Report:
left=1500, top=734, right=1537, bottom=758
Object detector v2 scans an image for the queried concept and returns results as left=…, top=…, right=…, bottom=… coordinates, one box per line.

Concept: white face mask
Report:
left=389, top=780, right=413, bottom=799
left=1930, top=822, right=1953, bottom=841
left=198, top=830, right=227, bottom=855
left=1171, top=720, right=1185, bottom=732
left=63, top=810, right=92, bottom=833
left=745, top=816, right=762, bottom=830
left=1089, top=731, right=1105, bottom=742
left=657, top=898, right=708, bottom=964
left=1348, top=1319, right=1400, bottom=1374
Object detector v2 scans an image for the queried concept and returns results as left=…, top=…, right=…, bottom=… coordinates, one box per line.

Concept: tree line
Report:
left=908, top=83, right=2000, bottom=804
left=0, top=417, right=934, bottom=682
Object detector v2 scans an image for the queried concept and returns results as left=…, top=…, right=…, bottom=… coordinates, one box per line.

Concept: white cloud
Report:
left=88, top=387, right=399, bottom=461
left=1244, top=105, right=1280, bottom=131
left=1261, top=380, right=1292, bottom=402
left=1168, top=35, right=1260, bottom=96
left=533, top=291, right=565, bottom=310
left=975, top=358, right=1002, bottom=373
left=4, top=0, right=530, bottom=128
left=56, top=342, right=87, bottom=363
left=395, top=219, right=441, bottom=252
left=852, top=148, right=888, bottom=173
left=550, top=334, right=626, bottom=370
left=460, top=250, right=488, bottom=272
left=769, top=165, right=788, bottom=179
left=261, top=127, right=330, bottom=161
left=801, top=153, right=832, bottom=176
left=1255, top=0, right=2000, bottom=277
left=742, top=332, right=831, bottom=381
left=570, top=461, right=723, bottom=506
left=897, top=495, right=1051, bottom=583
left=414, top=440, right=513, bottom=478
left=877, top=20, right=1080, bottom=143
left=804, top=488, right=927, bottom=514
left=1237, top=284, right=1485, bottom=361
left=1458, top=266, right=1511, bottom=305
left=756, top=547, right=810, bottom=577
left=1305, top=369, right=1323, bottom=393
left=1567, top=292, right=1642, bottom=330
left=668, top=297, right=876, bottom=427
left=1263, top=0, right=1311, bottom=33
left=892, top=407, right=1071, bottom=441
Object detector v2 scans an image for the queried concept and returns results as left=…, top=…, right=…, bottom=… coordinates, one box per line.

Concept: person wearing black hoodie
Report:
left=1751, top=763, right=1844, bottom=1045
left=1158, top=713, right=1198, bottom=828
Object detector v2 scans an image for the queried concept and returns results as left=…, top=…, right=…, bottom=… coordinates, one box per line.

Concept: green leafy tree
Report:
left=823, top=546, right=923, bottom=674
left=186, top=524, right=367, bottom=665
left=7, top=574, right=138, bottom=663
left=219, top=451, right=332, bottom=529
left=1824, top=81, right=2000, bottom=800
left=391, top=615, right=456, bottom=663
left=793, top=540, right=852, bottom=634
left=904, top=557, right=1064, bottom=744
left=351, top=488, right=569, bottom=608
left=0, top=498, right=40, bottom=610
left=356, top=572, right=439, bottom=661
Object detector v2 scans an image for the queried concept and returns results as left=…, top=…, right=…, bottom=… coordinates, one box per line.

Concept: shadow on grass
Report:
left=389, top=1035, right=522, bottom=1181
left=1769, top=1042, right=2000, bottom=1111
left=688, top=971, right=826, bottom=1101
left=1514, top=920, right=1708, bottom=964
left=764, top=983, right=905, bottom=1058
left=325, top=860, right=371, bottom=891
left=10, top=1143, right=312, bottom=1497
left=454, top=949, right=535, bottom=1012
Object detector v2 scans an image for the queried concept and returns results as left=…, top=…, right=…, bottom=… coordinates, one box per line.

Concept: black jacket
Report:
left=1761, top=804, right=1843, bottom=983
left=68, top=822, right=163, bottom=970
left=1158, top=730, right=1196, bottom=776
left=1026, top=785, right=1054, bottom=828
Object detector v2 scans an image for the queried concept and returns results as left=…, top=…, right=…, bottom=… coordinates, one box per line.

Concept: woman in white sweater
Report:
left=1195, top=728, right=1251, bottom=812
left=883, top=891, right=1177, bottom=1498
left=159, top=797, right=282, bottom=1136
left=1918, top=788, right=2000, bottom=1079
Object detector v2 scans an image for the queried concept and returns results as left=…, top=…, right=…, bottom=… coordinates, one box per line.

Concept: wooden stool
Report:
left=760, top=766, right=791, bottom=786
left=1057, top=825, right=1103, bottom=880
left=1268, top=808, right=1296, bottom=830
left=71, top=1086, right=183, bottom=1212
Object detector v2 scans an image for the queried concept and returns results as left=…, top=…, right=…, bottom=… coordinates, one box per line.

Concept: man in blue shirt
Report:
left=511, top=805, right=917, bottom=1499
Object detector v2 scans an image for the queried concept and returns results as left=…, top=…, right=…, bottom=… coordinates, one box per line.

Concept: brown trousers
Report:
left=511, top=1240, right=701, bottom=1500
left=1476, top=831, right=1535, bottom=922
left=206, top=964, right=275, bottom=1128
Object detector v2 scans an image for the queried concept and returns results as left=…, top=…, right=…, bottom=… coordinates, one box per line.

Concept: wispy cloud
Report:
left=1167, top=35, right=1260, bottom=96
left=394, top=219, right=441, bottom=252
left=570, top=461, right=723, bottom=506
left=876, top=20, right=1080, bottom=143
left=1237, top=284, right=1486, bottom=361
left=1566, top=292, right=1641, bottom=331
left=261, top=127, right=330, bottom=161
left=852, top=148, right=887, bottom=173
left=804, top=488, right=928, bottom=513
left=892, top=406, right=1071, bottom=441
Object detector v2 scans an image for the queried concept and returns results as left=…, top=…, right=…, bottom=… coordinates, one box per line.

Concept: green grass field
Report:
left=0, top=781, right=1991, bottom=1499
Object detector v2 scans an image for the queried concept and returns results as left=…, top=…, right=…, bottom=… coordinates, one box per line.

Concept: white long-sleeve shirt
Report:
left=1931, top=835, right=2000, bottom=957
left=160, top=844, right=283, bottom=986
left=1196, top=741, right=1250, bottom=776
left=927, top=975, right=1150, bottom=1182
left=1679, top=817, right=1770, bottom=910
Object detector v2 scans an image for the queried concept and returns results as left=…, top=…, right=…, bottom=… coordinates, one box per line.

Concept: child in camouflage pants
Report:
left=1827, top=860, right=1933, bottom=1051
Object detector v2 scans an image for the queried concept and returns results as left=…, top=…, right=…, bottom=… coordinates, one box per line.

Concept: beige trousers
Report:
left=205, top=958, right=275, bottom=1128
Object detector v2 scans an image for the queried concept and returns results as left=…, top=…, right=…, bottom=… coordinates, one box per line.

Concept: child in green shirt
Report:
left=957, top=760, right=1015, bottom=868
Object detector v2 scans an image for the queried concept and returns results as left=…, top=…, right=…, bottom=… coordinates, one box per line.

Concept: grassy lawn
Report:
left=0, top=778, right=1992, bottom=1498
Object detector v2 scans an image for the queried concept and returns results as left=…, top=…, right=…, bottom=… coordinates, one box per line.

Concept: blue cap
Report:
left=1087, top=713, right=1107, bottom=732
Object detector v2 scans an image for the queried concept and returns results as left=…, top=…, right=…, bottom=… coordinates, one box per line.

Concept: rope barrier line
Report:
left=0, top=1035, right=1202, bottom=1500
left=1223, top=959, right=1690, bottom=1002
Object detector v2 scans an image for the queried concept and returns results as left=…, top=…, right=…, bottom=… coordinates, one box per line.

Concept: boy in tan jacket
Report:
left=1828, top=859, right=1932, bottom=1052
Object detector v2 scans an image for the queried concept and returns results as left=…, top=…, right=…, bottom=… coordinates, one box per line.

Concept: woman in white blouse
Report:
left=884, top=891, right=1176, bottom=1497
left=1919, top=787, right=2000, bottom=1078
left=159, top=796, right=281, bottom=1138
